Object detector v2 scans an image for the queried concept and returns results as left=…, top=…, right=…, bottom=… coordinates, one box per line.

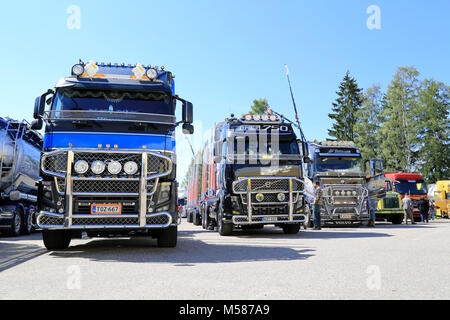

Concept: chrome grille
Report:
left=241, top=192, right=296, bottom=204
left=72, top=216, right=139, bottom=226
left=233, top=178, right=303, bottom=193
left=38, top=214, right=64, bottom=226
left=42, top=152, right=68, bottom=177
left=73, top=179, right=140, bottom=194
left=383, top=196, right=400, bottom=209
left=147, top=154, right=171, bottom=177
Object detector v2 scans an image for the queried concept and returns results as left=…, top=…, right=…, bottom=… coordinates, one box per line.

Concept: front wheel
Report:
left=282, top=224, right=301, bottom=234
left=157, top=226, right=177, bottom=247
left=42, top=230, right=71, bottom=250
left=193, top=211, right=202, bottom=226
left=217, top=206, right=233, bottom=236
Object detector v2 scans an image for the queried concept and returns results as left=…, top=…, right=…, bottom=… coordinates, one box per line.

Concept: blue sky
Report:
left=0, top=0, right=449, bottom=182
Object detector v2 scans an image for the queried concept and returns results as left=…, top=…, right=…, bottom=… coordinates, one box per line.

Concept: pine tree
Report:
left=414, top=79, right=450, bottom=183
left=354, top=84, right=383, bottom=159
left=379, top=66, right=420, bottom=173
left=328, top=71, right=363, bottom=141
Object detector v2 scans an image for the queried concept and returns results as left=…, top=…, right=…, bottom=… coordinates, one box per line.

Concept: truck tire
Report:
left=282, top=223, right=301, bottom=234
left=193, top=211, right=202, bottom=226
left=23, top=211, right=34, bottom=235
left=6, top=210, right=23, bottom=237
left=187, top=212, right=193, bottom=223
left=42, top=230, right=71, bottom=250
left=392, top=215, right=403, bottom=225
left=217, top=206, right=233, bottom=236
left=202, top=208, right=210, bottom=230
left=157, top=226, right=177, bottom=247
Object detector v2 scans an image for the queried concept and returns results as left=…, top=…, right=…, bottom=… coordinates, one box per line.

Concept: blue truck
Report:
left=31, top=61, right=193, bottom=249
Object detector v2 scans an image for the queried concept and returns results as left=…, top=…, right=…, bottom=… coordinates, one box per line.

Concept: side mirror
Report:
left=182, top=123, right=194, bottom=135
left=30, top=118, right=43, bottom=130
left=33, top=89, right=54, bottom=119
left=182, top=101, right=193, bottom=124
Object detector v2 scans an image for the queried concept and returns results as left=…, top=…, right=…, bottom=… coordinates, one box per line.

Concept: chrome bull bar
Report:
left=232, top=177, right=304, bottom=224
left=321, top=185, right=369, bottom=219
left=40, top=149, right=173, bottom=229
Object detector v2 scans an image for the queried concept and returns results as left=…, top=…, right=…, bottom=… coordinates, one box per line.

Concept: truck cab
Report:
left=385, top=172, right=428, bottom=222
left=32, top=61, right=193, bottom=249
left=434, top=180, right=449, bottom=218
left=304, top=141, right=385, bottom=226
left=375, top=178, right=404, bottom=224
left=204, top=113, right=306, bottom=235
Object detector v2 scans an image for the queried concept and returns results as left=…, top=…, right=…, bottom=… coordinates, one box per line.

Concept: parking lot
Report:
left=0, top=219, right=449, bottom=300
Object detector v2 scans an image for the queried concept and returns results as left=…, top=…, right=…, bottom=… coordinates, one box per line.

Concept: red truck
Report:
left=384, top=172, right=429, bottom=222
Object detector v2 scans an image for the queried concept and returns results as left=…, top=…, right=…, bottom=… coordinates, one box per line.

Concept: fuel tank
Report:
left=0, top=118, right=42, bottom=194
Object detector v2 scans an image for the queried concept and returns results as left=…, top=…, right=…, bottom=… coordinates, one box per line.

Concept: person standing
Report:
left=367, top=196, right=375, bottom=227
left=313, top=180, right=323, bottom=230
left=430, top=200, right=436, bottom=220
left=402, top=193, right=415, bottom=224
left=418, top=198, right=430, bottom=223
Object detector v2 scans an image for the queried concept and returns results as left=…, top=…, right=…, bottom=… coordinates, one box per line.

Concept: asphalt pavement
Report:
left=0, top=219, right=449, bottom=299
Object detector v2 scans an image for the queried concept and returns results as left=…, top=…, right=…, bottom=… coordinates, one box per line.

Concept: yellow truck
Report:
left=434, top=180, right=450, bottom=218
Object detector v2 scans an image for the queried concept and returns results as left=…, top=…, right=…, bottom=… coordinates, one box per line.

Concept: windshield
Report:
left=52, top=88, right=172, bottom=115
left=394, top=179, right=427, bottom=195
left=315, top=157, right=363, bottom=174
left=232, top=137, right=299, bottom=156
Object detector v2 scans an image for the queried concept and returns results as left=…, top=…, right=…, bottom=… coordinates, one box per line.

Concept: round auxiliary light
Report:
left=72, top=64, right=85, bottom=76
left=253, top=114, right=261, bottom=121
left=334, top=190, right=340, bottom=196
left=244, top=114, right=252, bottom=121
left=123, top=161, right=138, bottom=175
left=261, top=114, right=269, bottom=121
left=255, top=193, right=264, bottom=202
left=107, top=161, right=122, bottom=175
left=74, top=160, right=89, bottom=175
left=91, top=160, right=106, bottom=175
left=269, top=114, right=277, bottom=121
left=277, top=193, right=286, bottom=202
left=352, top=191, right=357, bottom=196
left=346, top=190, right=352, bottom=196
left=146, top=68, right=158, bottom=80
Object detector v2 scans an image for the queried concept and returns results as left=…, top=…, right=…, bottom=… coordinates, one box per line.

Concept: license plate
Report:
left=91, top=204, right=122, bottom=215
left=339, top=214, right=352, bottom=220
left=263, top=216, right=277, bottom=222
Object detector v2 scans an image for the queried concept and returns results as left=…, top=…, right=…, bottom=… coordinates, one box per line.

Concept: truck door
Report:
left=365, top=158, right=386, bottom=210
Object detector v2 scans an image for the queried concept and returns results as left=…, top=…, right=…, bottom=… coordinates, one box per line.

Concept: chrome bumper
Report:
left=232, top=214, right=306, bottom=225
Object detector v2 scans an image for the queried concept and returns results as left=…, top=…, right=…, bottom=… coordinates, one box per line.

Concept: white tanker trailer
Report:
left=0, top=117, right=42, bottom=236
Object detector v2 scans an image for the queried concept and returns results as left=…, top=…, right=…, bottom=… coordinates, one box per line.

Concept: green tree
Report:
left=354, top=84, right=384, bottom=159
left=379, top=66, right=420, bottom=172
left=414, top=79, right=450, bottom=183
left=249, top=98, right=269, bottom=115
left=328, top=71, right=363, bottom=141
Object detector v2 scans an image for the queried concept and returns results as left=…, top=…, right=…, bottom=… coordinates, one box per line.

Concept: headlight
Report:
left=123, top=161, right=138, bottom=175
left=146, top=68, right=158, bottom=80
left=255, top=193, right=264, bottom=202
left=107, top=161, right=122, bottom=175
left=91, top=160, right=106, bottom=175
left=277, top=193, right=286, bottom=202
left=72, top=64, right=84, bottom=76
left=74, top=160, right=89, bottom=174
